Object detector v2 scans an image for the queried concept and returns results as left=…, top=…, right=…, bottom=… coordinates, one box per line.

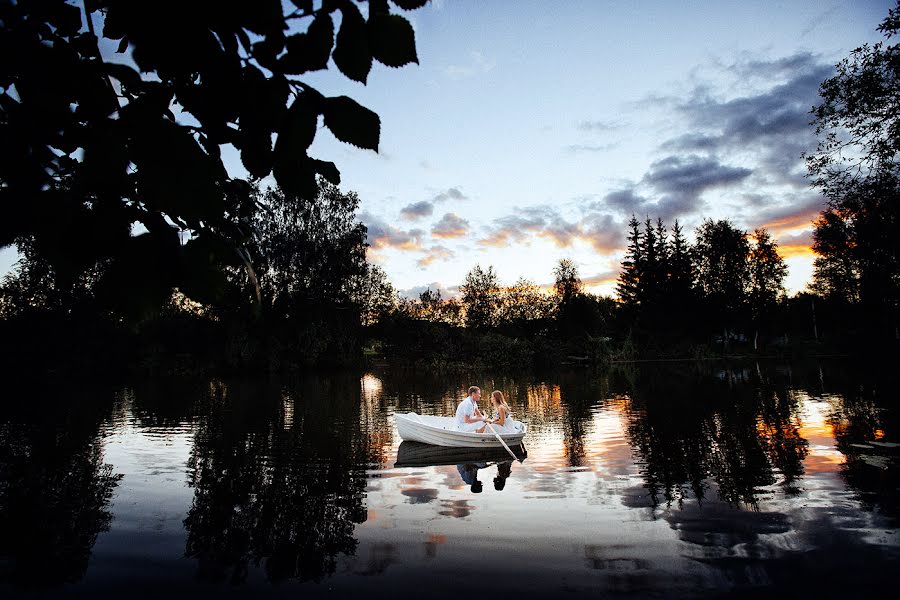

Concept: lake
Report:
left=1, top=360, right=898, bottom=598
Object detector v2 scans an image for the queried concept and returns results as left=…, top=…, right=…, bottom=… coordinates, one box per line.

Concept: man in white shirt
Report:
left=455, top=386, right=486, bottom=432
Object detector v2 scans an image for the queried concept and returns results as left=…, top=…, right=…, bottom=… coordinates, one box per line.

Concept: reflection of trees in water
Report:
left=183, top=375, right=378, bottom=583
left=557, top=373, right=608, bottom=467
left=826, top=385, right=899, bottom=522
left=621, top=364, right=809, bottom=508
left=0, top=388, right=120, bottom=588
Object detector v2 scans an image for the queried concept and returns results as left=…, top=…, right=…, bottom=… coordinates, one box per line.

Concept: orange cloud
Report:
left=417, top=245, right=455, bottom=268
left=755, top=197, right=825, bottom=235
left=432, top=213, right=470, bottom=239
left=776, top=229, right=815, bottom=259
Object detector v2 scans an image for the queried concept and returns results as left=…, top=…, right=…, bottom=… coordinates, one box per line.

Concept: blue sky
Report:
left=1, top=0, right=894, bottom=297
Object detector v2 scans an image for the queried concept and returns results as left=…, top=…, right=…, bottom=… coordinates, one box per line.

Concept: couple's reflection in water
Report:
left=456, top=460, right=513, bottom=493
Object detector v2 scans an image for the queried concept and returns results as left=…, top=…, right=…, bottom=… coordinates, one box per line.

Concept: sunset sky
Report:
left=1, top=0, right=893, bottom=297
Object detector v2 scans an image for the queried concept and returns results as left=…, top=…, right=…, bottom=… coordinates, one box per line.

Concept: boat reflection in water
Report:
left=394, top=441, right=525, bottom=493
left=394, top=440, right=527, bottom=467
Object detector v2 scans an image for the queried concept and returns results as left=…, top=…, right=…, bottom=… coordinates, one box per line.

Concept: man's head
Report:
left=468, top=386, right=481, bottom=401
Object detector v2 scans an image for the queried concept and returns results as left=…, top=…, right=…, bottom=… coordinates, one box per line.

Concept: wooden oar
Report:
left=486, top=422, right=520, bottom=462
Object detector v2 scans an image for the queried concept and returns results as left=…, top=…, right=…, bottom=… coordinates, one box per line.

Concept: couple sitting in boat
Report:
left=455, top=386, right=519, bottom=434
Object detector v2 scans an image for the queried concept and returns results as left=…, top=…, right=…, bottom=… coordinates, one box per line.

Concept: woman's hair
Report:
left=491, top=390, right=506, bottom=406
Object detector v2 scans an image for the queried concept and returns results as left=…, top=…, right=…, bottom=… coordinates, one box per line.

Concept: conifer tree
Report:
left=617, top=216, right=643, bottom=306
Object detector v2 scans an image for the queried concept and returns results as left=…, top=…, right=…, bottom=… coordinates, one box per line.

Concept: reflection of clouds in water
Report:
left=663, top=497, right=791, bottom=548
left=435, top=464, right=466, bottom=490
left=401, top=487, right=439, bottom=504
left=438, top=499, right=475, bottom=518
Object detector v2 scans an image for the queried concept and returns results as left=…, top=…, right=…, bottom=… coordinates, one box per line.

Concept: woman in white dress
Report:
left=476, top=391, right=518, bottom=434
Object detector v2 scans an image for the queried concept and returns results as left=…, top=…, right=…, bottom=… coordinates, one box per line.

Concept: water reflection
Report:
left=0, top=361, right=897, bottom=596
left=0, top=385, right=121, bottom=588
left=182, top=377, right=376, bottom=583
left=623, top=366, right=812, bottom=508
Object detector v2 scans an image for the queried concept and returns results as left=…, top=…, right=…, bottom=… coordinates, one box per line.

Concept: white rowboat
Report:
left=395, top=412, right=527, bottom=448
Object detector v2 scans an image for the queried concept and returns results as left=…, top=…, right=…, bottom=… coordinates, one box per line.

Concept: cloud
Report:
left=431, top=212, right=470, bottom=238
left=597, top=156, right=751, bottom=222
left=665, top=53, right=833, bottom=187
left=602, top=188, right=650, bottom=214
left=444, top=51, right=495, bottom=79
left=478, top=206, right=623, bottom=255
left=776, top=229, right=815, bottom=258
left=417, top=245, right=455, bottom=268
left=580, top=213, right=624, bottom=253
left=398, top=188, right=468, bottom=222
left=361, top=212, right=424, bottom=252
left=478, top=207, right=553, bottom=247
left=576, top=120, right=624, bottom=132
left=581, top=269, right=620, bottom=287
left=399, top=282, right=459, bottom=300
left=565, top=143, right=619, bottom=154
left=431, top=187, right=468, bottom=203
left=752, top=195, right=825, bottom=233
left=644, top=155, right=753, bottom=199
left=400, top=200, right=435, bottom=220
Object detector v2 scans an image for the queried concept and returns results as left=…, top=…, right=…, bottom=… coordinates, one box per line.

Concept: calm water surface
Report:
left=1, top=361, right=898, bottom=598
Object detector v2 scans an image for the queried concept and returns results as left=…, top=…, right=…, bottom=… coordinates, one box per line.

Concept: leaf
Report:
left=332, top=2, right=372, bottom=83
left=252, top=34, right=285, bottom=70
left=322, top=96, right=380, bottom=151
left=274, top=92, right=320, bottom=157
left=312, top=158, right=341, bottom=185
left=290, top=0, right=314, bottom=11
left=272, top=94, right=322, bottom=198
left=129, top=120, right=223, bottom=227
left=368, top=14, right=418, bottom=68
left=240, top=132, right=273, bottom=179
left=102, top=5, right=129, bottom=40
left=391, top=0, right=430, bottom=9
left=104, top=63, right=142, bottom=92
left=281, top=12, right=334, bottom=74
left=45, top=1, right=82, bottom=37
left=273, top=152, right=319, bottom=200
left=116, top=37, right=128, bottom=53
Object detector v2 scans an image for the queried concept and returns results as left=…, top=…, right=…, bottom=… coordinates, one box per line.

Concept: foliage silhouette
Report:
left=806, top=2, right=900, bottom=344
left=1, top=0, right=426, bottom=313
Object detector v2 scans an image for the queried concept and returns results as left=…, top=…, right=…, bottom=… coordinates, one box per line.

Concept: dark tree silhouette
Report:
left=553, top=258, right=583, bottom=306
left=748, top=228, right=787, bottom=349
left=667, top=219, right=695, bottom=312
left=1, top=0, right=427, bottom=313
left=253, top=179, right=368, bottom=313
left=616, top=216, right=643, bottom=307
left=806, top=2, right=900, bottom=342
left=0, top=389, right=121, bottom=588
left=460, top=264, right=499, bottom=329
left=810, top=209, right=860, bottom=303
left=693, top=219, right=750, bottom=346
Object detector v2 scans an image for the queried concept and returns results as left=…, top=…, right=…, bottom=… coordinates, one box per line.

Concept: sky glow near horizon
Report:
left=0, top=0, right=894, bottom=299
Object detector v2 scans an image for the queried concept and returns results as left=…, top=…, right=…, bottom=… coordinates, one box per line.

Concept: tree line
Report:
left=1, top=1, right=897, bottom=374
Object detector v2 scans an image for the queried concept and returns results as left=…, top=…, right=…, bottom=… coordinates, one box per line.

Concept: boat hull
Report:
left=395, top=412, right=527, bottom=448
